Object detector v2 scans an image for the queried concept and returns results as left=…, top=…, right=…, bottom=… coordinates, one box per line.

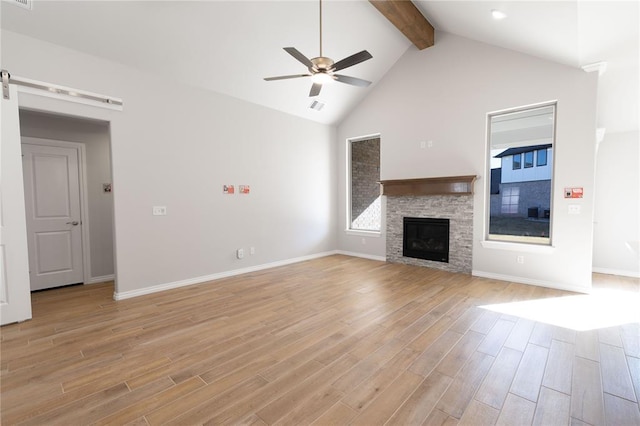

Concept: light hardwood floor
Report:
left=1, top=255, right=639, bottom=425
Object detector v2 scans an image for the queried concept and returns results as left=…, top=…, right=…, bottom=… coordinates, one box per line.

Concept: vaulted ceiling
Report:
left=1, top=1, right=637, bottom=132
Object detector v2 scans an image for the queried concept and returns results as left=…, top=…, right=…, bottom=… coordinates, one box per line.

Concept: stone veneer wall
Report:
left=386, top=195, right=473, bottom=273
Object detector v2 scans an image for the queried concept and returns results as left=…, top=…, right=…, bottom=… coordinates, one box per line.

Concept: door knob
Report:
left=66, top=221, right=80, bottom=226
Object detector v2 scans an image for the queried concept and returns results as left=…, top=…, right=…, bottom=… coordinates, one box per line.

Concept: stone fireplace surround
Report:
left=381, top=176, right=476, bottom=274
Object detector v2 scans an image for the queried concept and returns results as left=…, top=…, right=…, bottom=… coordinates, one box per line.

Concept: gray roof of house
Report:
left=494, top=144, right=552, bottom=158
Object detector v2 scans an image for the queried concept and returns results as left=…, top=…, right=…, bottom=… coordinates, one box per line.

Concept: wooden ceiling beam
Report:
left=369, top=0, right=435, bottom=50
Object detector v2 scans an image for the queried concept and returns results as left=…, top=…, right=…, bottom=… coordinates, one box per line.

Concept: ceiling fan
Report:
left=264, top=0, right=373, bottom=97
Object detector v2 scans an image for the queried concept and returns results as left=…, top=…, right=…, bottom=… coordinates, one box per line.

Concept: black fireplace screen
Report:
left=403, top=217, right=450, bottom=263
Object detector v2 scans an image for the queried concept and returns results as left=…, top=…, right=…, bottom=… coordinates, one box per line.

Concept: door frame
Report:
left=21, top=137, right=92, bottom=286
left=12, top=79, right=122, bottom=301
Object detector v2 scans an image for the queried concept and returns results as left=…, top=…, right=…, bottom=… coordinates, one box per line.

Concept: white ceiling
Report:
left=1, top=0, right=638, bottom=132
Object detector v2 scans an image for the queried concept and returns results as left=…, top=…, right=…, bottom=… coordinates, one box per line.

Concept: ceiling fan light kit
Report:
left=311, top=72, right=333, bottom=85
left=264, top=0, right=373, bottom=97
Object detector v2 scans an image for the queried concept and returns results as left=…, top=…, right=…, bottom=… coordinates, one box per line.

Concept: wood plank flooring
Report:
left=1, top=255, right=639, bottom=425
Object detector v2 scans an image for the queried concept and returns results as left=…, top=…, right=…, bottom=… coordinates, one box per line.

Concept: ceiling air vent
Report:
left=309, top=100, right=325, bottom=111
left=3, top=0, right=32, bottom=10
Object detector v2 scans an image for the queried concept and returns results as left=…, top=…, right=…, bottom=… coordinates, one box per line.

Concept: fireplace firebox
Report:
left=403, top=217, right=450, bottom=263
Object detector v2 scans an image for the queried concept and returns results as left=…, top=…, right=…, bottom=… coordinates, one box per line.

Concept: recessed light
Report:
left=491, top=9, right=507, bottom=20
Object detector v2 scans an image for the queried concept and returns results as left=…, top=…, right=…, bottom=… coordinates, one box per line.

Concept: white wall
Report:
left=337, top=33, right=598, bottom=292
left=19, top=111, right=115, bottom=281
left=3, top=30, right=337, bottom=296
left=593, top=131, right=640, bottom=277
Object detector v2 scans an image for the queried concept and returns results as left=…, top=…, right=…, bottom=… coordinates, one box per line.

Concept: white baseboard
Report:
left=472, top=270, right=590, bottom=294
left=87, top=274, right=115, bottom=285
left=592, top=267, right=640, bottom=278
left=335, top=250, right=386, bottom=262
left=113, top=251, right=339, bottom=300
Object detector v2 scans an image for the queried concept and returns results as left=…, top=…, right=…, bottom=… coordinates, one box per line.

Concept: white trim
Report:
left=113, top=251, right=339, bottom=300
left=87, top=274, right=115, bottom=284
left=335, top=250, right=386, bottom=262
left=480, top=240, right=556, bottom=254
left=582, top=62, right=607, bottom=76
left=345, top=229, right=382, bottom=237
left=21, top=137, right=93, bottom=286
left=472, top=270, right=590, bottom=294
left=347, top=133, right=382, bottom=143
left=592, top=267, right=640, bottom=279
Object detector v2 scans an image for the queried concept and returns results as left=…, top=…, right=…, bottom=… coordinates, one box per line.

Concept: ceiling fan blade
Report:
left=333, top=74, right=372, bottom=87
left=309, top=83, right=322, bottom=97
left=264, top=74, right=311, bottom=81
left=284, top=47, right=314, bottom=68
left=332, top=50, right=373, bottom=72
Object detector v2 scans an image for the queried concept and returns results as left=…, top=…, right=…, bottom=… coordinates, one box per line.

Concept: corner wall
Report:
left=338, top=32, right=598, bottom=292
left=3, top=30, right=338, bottom=296
left=593, top=130, right=640, bottom=277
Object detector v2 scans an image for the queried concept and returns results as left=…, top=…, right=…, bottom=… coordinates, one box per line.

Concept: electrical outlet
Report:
left=361, top=238, right=366, bottom=245
left=152, top=206, right=167, bottom=216
left=250, top=247, right=255, bottom=255
left=517, top=256, right=524, bottom=264
left=236, top=248, right=244, bottom=259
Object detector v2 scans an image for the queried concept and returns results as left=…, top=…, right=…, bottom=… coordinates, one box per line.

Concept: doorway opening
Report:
left=19, top=110, right=115, bottom=291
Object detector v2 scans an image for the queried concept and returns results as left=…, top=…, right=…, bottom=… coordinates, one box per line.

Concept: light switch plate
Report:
left=568, top=205, right=581, bottom=215
left=152, top=206, right=167, bottom=216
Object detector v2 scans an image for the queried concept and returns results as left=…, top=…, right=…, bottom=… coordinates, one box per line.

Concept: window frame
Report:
left=524, top=151, right=534, bottom=168
left=486, top=102, right=557, bottom=246
left=512, top=153, right=521, bottom=170
left=346, top=134, right=382, bottom=235
left=537, top=148, right=548, bottom=166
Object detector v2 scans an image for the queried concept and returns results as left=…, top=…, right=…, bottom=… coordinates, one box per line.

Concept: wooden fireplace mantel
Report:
left=379, top=175, right=477, bottom=196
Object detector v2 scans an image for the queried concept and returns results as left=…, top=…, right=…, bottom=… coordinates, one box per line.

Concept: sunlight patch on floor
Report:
left=480, top=289, right=640, bottom=331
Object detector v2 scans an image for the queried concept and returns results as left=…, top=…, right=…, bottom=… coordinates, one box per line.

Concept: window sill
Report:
left=481, top=240, right=556, bottom=254
left=346, top=229, right=382, bottom=238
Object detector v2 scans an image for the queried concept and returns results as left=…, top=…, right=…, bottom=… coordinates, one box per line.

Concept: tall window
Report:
left=487, top=104, right=555, bottom=245
left=348, top=137, right=381, bottom=232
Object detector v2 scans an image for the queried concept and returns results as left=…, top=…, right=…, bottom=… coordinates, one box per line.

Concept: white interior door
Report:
left=22, top=142, right=84, bottom=290
left=0, top=85, right=33, bottom=325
